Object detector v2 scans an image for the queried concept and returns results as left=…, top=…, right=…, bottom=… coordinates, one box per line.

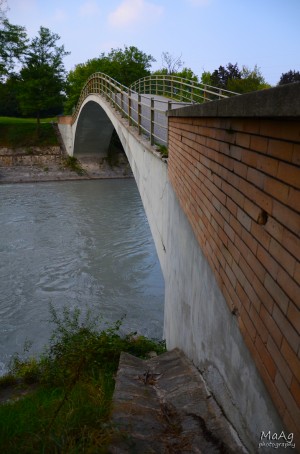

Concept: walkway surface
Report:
left=109, top=348, right=247, bottom=453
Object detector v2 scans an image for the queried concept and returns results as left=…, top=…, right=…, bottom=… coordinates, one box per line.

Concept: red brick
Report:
left=277, top=161, right=300, bottom=189
left=281, top=338, right=300, bottom=383
left=292, top=143, right=300, bottom=165
left=294, top=262, right=300, bottom=286
left=264, top=176, right=289, bottom=205
left=241, top=227, right=258, bottom=255
left=257, top=245, right=279, bottom=280
left=268, top=139, right=294, bottom=162
left=265, top=217, right=283, bottom=243
left=276, top=268, right=300, bottom=308
left=267, top=336, right=293, bottom=387
left=246, top=167, right=265, bottom=189
left=275, top=371, right=300, bottom=425
left=250, top=222, right=271, bottom=250
left=236, top=281, right=251, bottom=313
left=237, top=207, right=252, bottom=231
left=264, top=274, right=289, bottom=314
left=282, top=229, right=300, bottom=262
left=236, top=132, right=251, bottom=149
left=255, top=334, right=276, bottom=379
left=288, top=188, right=300, bottom=213
left=239, top=306, right=256, bottom=341
left=272, top=200, right=300, bottom=237
left=273, top=305, right=299, bottom=354
left=290, top=377, right=300, bottom=408
left=269, top=238, right=296, bottom=278
left=250, top=135, right=268, bottom=153
left=260, top=304, right=283, bottom=348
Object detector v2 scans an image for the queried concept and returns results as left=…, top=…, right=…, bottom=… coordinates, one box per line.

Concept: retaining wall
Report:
left=167, top=83, right=300, bottom=446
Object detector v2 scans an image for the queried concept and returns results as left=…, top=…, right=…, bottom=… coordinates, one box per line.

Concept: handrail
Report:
left=130, top=74, right=239, bottom=103
left=72, top=72, right=238, bottom=147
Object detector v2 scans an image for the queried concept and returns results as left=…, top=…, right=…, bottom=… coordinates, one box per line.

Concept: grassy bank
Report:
left=0, top=117, right=59, bottom=148
left=0, top=306, right=165, bottom=453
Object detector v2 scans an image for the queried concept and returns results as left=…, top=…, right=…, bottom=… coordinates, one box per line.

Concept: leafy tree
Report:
left=278, top=70, right=300, bottom=85
left=211, top=63, right=241, bottom=89
left=18, top=26, right=69, bottom=127
left=104, top=46, right=155, bottom=85
left=0, top=75, right=21, bottom=116
left=204, top=63, right=270, bottom=93
left=65, top=46, right=155, bottom=114
left=227, top=65, right=270, bottom=93
left=0, top=19, right=28, bottom=80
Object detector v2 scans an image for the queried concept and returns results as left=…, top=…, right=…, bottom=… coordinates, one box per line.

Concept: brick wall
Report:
left=168, top=114, right=300, bottom=440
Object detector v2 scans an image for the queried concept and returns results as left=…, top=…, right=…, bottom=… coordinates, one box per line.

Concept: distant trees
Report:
left=0, top=19, right=28, bottom=81
left=202, top=62, right=270, bottom=93
left=278, top=70, right=300, bottom=85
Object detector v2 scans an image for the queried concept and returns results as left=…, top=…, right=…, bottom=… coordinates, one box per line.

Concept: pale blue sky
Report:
left=7, top=0, right=300, bottom=85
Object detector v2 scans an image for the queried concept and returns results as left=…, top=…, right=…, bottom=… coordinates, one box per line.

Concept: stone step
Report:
left=109, top=348, right=247, bottom=453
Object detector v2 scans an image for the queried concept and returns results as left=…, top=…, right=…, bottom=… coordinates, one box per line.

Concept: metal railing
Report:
left=72, top=72, right=238, bottom=146
left=130, top=74, right=239, bottom=104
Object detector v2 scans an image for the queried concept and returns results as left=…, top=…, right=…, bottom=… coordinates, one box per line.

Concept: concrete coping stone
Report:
left=166, top=82, right=300, bottom=118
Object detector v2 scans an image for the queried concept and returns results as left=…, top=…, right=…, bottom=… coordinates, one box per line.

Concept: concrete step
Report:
left=109, top=348, right=247, bottom=453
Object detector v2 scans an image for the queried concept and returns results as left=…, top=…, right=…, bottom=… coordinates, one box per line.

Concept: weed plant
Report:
left=0, top=305, right=165, bottom=453
left=63, top=156, right=85, bottom=175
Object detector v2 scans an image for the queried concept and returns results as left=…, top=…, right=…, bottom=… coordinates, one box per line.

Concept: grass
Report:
left=0, top=116, right=59, bottom=148
left=0, top=305, right=166, bottom=453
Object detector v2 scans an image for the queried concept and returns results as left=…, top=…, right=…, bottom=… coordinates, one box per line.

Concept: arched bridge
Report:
left=58, top=76, right=300, bottom=450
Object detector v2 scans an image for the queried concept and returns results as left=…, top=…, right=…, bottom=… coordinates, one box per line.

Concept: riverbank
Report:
left=0, top=149, right=133, bottom=184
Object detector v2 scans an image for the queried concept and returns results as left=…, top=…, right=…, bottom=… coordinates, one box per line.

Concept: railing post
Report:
left=128, top=89, right=132, bottom=126
left=150, top=97, right=154, bottom=146
left=138, top=94, right=141, bottom=135
left=121, top=90, right=124, bottom=117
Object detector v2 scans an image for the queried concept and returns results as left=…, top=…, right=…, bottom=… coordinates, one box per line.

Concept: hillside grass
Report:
left=0, top=117, right=59, bottom=147
left=0, top=305, right=166, bottom=453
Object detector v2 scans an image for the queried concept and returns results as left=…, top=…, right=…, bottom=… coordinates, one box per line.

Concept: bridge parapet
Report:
left=167, top=82, right=300, bottom=445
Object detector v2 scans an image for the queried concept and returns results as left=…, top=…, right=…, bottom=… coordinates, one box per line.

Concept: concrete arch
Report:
left=73, top=100, right=115, bottom=159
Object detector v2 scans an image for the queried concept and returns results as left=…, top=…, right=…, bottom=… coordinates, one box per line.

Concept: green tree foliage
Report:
left=227, top=65, right=270, bottom=93
left=0, top=19, right=28, bottom=80
left=18, top=26, right=69, bottom=126
left=203, top=63, right=270, bottom=93
left=0, top=75, right=21, bottom=116
left=65, top=45, right=155, bottom=114
left=278, top=70, right=300, bottom=85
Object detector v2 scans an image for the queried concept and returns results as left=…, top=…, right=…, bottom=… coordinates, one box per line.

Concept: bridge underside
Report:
left=73, top=101, right=115, bottom=159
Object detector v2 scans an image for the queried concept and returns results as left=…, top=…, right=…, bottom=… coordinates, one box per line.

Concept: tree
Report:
left=0, top=19, right=28, bottom=80
left=278, top=70, right=300, bottom=85
left=211, top=63, right=241, bottom=89
left=65, top=46, right=155, bottom=114
left=227, top=65, right=270, bottom=93
left=161, top=52, right=184, bottom=74
left=18, top=26, right=69, bottom=127
left=204, top=63, right=270, bottom=93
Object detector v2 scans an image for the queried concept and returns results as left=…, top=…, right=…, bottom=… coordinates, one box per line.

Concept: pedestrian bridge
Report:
left=58, top=75, right=300, bottom=450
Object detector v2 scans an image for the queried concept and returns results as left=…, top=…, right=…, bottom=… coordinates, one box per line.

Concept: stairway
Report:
left=109, top=348, right=247, bottom=453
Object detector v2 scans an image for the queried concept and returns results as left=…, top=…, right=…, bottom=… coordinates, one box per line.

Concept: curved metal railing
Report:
left=72, top=72, right=238, bottom=146
left=130, top=74, right=239, bottom=103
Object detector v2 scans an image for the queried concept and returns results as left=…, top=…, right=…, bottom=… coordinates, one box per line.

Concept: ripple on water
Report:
left=0, top=180, right=164, bottom=375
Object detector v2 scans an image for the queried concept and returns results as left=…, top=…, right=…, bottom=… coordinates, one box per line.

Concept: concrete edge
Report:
left=166, top=82, right=300, bottom=118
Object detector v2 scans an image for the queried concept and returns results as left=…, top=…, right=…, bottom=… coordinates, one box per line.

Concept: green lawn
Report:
left=0, top=117, right=59, bottom=147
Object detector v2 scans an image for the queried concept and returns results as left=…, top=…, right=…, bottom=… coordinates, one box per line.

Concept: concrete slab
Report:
left=109, top=349, right=247, bottom=453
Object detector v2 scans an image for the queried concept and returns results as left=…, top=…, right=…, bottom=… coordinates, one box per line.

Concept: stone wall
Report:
left=167, top=83, right=300, bottom=443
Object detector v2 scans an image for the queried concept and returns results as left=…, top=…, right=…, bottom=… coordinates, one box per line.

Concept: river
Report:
left=0, top=179, right=164, bottom=375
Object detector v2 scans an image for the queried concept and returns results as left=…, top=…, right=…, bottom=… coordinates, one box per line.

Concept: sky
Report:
left=5, top=0, right=300, bottom=86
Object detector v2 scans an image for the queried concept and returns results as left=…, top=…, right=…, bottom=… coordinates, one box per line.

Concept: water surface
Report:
left=0, top=179, right=164, bottom=374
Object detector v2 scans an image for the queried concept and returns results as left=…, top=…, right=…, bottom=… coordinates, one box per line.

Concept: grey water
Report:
left=0, top=179, right=164, bottom=375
